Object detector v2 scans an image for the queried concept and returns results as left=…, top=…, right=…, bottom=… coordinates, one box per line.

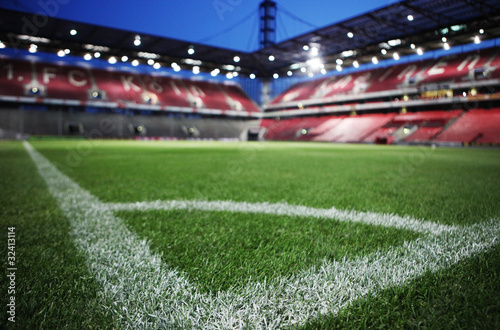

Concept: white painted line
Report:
left=107, top=199, right=456, bottom=235
left=24, top=141, right=500, bottom=329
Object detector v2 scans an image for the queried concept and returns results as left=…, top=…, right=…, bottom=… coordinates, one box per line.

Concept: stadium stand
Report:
left=434, top=108, right=500, bottom=144
left=0, top=58, right=260, bottom=114
left=266, top=47, right=500, bottom=110
left=262, top=46, right=500, bottom=145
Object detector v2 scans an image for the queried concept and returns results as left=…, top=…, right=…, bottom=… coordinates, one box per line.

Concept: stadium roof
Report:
left=1, top=0, right=499, bottom=78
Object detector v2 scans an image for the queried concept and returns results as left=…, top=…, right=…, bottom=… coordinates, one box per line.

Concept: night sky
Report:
left=1, top=0, right=398, bottom=52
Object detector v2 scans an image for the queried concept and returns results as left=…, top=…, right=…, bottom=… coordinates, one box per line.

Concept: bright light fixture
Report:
left=94, top=52, right=101, bottom=58
left=474, top=36, right=481, bottom=44
left=153, top=62, right=161, bottom=69
left=108, top=57, right=117, bottom=64
left=410, top=43, right=416, bottom=49
left=372, top=56, right=379, bottom=64
left=393, top=52, right=400, bottom=60
left=134, top=35, right=141, bottom=46
left=29, top=44, right=37, bottom=53
left=381, top=49, right=387, bottom=55
left=84, top=53, right=92, bottom=61
left=147, top=59, right=155, bottom=66
left=192, top=66, right=200, bottom=74
left=303, top=45, right=309, bottom=51
left=287, top=70, right=292, bottom=76
left=443, top=42, right=450, bottom=50
left=407, top=14, right=414, bottom=21
left=57, top=50, right=65, bottom=57
left=70, top=29, right=77, bottom=36
left=336, top=65, right=342, bottom=72
left=188, top=46, right=195, bottom=55
left=353, top=60, right=359, bottom=68
left=347, top=32, right=354, bottom=38
left=310, top=46, right=319, bottom=57
left=249, top=73, right=256, bottom=79
left=226, top=72, right=233, bottom=79
left=417, top=48, right=424, bottom=56
left=132, top=59, right=139, bottom=66
left=121, top=56, right=128, bottom=62
left=336, top=59, right=343, bottom=65
left=233, top=55, right=240, bottom=63
left=273, top=73, right=279, bottom=79
left=268, top=55, right=275, bottom=61
left=0, top=41, right=5, bottom=49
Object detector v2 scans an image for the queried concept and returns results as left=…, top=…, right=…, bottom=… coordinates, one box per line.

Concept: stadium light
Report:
left=147, top=59, right=155, bottom=66
left=310, top=46, right=319, bottom=57
left=233, top=55, right=240, bottom=63
left=210, top=68, right=220, bottom=77
left=381, top=49, right=387, bottom=55
left=29, top=44, right=37, bottom=53
left=307, top=57, right=323, bottom=71
left=441, top=37, right=447, bottom=43
left=273, top=73, right=279, bottom=79
left=94, top=52, right=101, bottom=58
left=353, top=60, right=359, bottom=68
left=121, top=56, right=128, bottom=62
left=287, top=70, right=292, bottom=76
left=407, top=14, right=414, bottom=21
left=321, top=68, right=327, bottom=75
left=64, top=49, right=70, bottom=54
left=132, top=59, right=139, bottom=66
left=0, top=41, right=6, bottom=49
left=192, top=66, right=200, bottom=74
left=336, top=59, right=343, bottom=65
left=347, top=32, right=354, bottom=38
left=410, top=43, right=416, bottom=49
left=249, top=73, right=256, bottom=80
left=134, top=35, right=141, bottom=46
left=188, top=46, right=195, bottom=55
left=303, top=45, right=309, bottom=51
left=474, top=35, right=481, bottom=44
left=372, top=56, right=379, bottom=64
left=336, top=64, right=342, bottom=72
left=300, top=66, right=307, bottom=73
left=153, top=62, right=161, bottom=69
left=443, top=42, right=450, bottom=50
left=108, top=57, right=117, bottom=64
left=393, top=52, right=400, bottom=60
left=70, top=29, right=77, bottom=36
left=57, top=50, right=65, bottom=57
left=417, top=47, right=424, bottom=56
left=84, top=53, right=92, bottom=61
left=226, top=72, right=234, bottom=79
left=268, top=55, right=275, bottom=61
left=479, top=29, right=484, bottom=34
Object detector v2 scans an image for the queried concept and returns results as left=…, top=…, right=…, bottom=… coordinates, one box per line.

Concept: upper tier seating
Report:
left=268, top=47, right=500, bottom=109
left=0, top=58, right=260, bottom=113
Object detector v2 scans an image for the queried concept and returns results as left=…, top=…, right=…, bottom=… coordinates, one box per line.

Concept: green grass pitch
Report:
left=1, top=140, right=499, bottom=328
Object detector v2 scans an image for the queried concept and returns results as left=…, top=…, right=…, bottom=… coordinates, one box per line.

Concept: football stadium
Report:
left=1, top=0, right=499, bottom=328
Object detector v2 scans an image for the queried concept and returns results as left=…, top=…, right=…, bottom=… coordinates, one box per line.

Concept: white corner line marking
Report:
left=23, top=141, right=500, bottom=329
left=107, top=199, right=456, bottom=235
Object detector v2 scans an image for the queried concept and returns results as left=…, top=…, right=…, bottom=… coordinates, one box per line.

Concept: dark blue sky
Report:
left=2, top=0, right=398, bottom=52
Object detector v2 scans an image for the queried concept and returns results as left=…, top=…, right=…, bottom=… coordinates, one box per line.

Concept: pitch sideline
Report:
left=23, top=141, right=500, bottom=329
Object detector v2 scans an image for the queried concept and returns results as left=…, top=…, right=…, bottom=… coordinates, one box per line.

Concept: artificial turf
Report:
left=1, top=140, right=499, bottom=328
